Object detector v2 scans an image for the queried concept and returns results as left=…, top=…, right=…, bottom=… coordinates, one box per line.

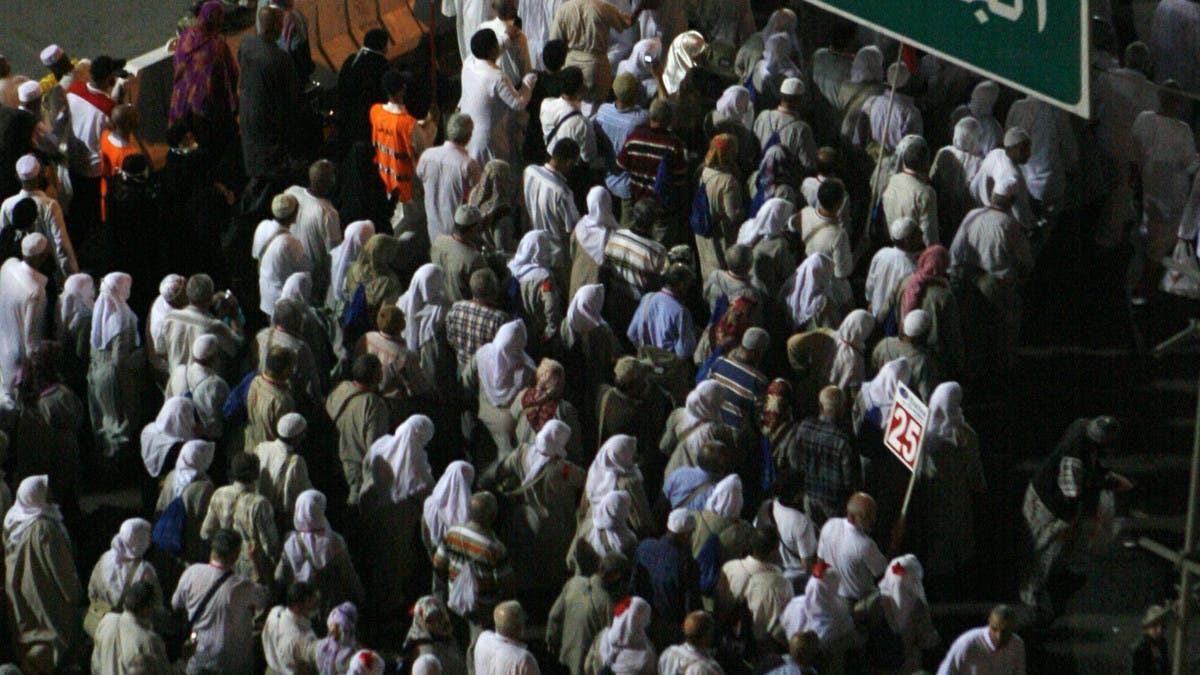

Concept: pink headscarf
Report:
left=900, top=245, right=949, bottom=318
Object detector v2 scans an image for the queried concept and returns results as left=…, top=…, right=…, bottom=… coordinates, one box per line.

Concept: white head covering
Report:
left=40, top=45, right=64, bottom=66
left=714, top=86, right=754, bottom=129
left=704, top=474, right=743, bottom=519
left=668, top=508, right=696, bottom=533
left=58, top=273, right=95, bottom=336
left=599, top=596, right=654, bottom=672
left=566, top=284, right=606, bottom=339
left=523, top=419, right=570, bottom=486
left=140, top=397, right=198, bottom=477
left=763, top=8, right=800, bottom=53
left=277, top=412, right=307, bottom=440
left=348, top=650, right=385, bottom=675
left=148, top=274, right=185, bottom=344
left=575, top=187, right=617, bottom=264
left=617, top=37, right=663, bottom=82
left=103, top=518, right=151, bottom=598
left=192, top=334, right=218, bottom=361
left=397, top=263, right=450, bottom=349
left=17, top=81, right=42, bottom=105
left=850, top=46, right=884, bottom=83
left=926, top=381, right=965, bottom=443
left=286, top=489, right=340, bottom=574
left=413, top=655, right=442, bottom=675
left=1003, top=126, right=1030, bottom=148
left=423, top=460, right=475, bottom=547
left=4, top=476, right=63, bottom=542
left=684, top=380, right=725, bottom=427
left=281, top=272, right=313, bottom=305
left=663, top=31, right=706, bottom=95
left=586, top=435, right=642, bottom=504
left=585, top=489, right=636, bottom=557
left=829, top=309, right=875, bottom=390
left=756, top=33, right=800, bottom=85
left=507, top=230, right=555, bottom=283
left=475, top=320, right=536, bottom=406
left=330, top=220, right=375, bottom=303
left=737, top=197, right=794, bottom=246
left=952, top=116, right=985, bottom=157
left=21, top=232, right=47, bottom=257
left=171, top=439, right=215, bottom=499
left=91, top=272, right=138, bottom=351
left=366, top=415, right=436, bottom=503
left=783, top=564, right=854, bottom=644
left=968, top=80, right=1000, bottom=119
left=886, top=62, right=911, bottom=90
left=878, top=554, right=927, bottom=636
left=858, top=357, right=911, bottom=427
left=785, top=253, right=833, bottom=327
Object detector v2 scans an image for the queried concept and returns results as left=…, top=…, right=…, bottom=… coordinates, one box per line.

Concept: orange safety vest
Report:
left=369, top=103, right=418, bottom=202
left=99, top=130, right=140, bottom=222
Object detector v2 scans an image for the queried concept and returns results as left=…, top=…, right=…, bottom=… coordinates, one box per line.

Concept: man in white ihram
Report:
left=473, top=600, right=540, bottom=675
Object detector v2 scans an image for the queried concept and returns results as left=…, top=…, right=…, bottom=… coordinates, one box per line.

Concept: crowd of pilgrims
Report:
left=0, top=0, right=1194, bottom=670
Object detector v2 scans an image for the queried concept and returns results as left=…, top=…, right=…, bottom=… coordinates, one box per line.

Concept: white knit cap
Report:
left=1004, top=126, right=1030, bottom=147
left=887, top=62, right=911, bottom=89
left=780, top=77, right=805, bottom=97
left=902, top=309, right=931, bottom=338
left=21, top=233, right=48, bottom=257
left=17, top=81, right=41, bottom=104
left=40, top=45, right=64, bottom=66
left=993, top=174, right=1020, bottom=198
left=888, top=216, right=918, bottom=241
left=277, top=412, right=307, bottom=440
left=15, top=155, right=40, bottom=181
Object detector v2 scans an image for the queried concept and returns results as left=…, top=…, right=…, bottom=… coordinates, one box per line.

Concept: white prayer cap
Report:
left=348, top=650, right=385, bottom=675
left=780, top=77, right=805, bottom=97
left=1003, top=126, right=1030, bottom=147
left=888, top=216, right=918, bottom=241
left=191, top=334, right=218, bottom=361
left=21, top=233, right=48, bottom=257
left=454, top=204, right=481, bottom=226
left=902, top=309, right=931, bottom=338
left=40, top=45, right=64, bottom=66
left=15, top=155, right=40, bottom=181
left=993, top=174, right=1019, bottom=198
left=1086, top=415, right=1121, bottom=446
left=887, top=62, right=911, bottom=90
left=17, top=81, right=41, bottom=104
left=277, top=412, right=307, bottom=440
left=271, top=193, right=299, bottom=220
left=741, top=326, right=769, bottom=351
left=667, top=508, right=696, bottom=534
left=412, top=655, right=442, bottom=675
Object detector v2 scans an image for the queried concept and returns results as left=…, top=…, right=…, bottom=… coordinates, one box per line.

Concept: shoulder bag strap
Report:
left=114, top=560, right=142, bottom=611
left=331, top=390, right=369, bottom=424
left=545, top=109, right=584, bottom=146
left=596, top=388, right=615, bottom=449
left=188, top=570, right=234, bottom=626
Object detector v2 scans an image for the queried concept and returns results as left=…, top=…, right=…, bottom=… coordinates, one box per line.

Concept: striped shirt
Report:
left=616, top=125, right=686, bottom=200
left=603, top=229, right=667, bottom=299
left=707, top=352, right=768, bottom=428
left=433, top=523, right=513, bottom=607
left=445, top=299, right=509, bottom=369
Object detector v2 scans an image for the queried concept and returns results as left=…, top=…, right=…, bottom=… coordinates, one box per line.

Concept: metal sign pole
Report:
left=863, top=49, right=905, bottom=257
left=890, top=432, right=925, bottom=554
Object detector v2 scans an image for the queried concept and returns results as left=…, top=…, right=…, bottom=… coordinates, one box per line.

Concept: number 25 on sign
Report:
left=884, top=383, right=928, bottom=473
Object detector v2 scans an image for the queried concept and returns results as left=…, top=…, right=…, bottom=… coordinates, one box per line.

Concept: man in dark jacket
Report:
left=336, top=28, right=391, bottom=147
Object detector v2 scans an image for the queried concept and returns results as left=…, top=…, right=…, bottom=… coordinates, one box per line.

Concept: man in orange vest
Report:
left=370, top=70, right=438, bottom=236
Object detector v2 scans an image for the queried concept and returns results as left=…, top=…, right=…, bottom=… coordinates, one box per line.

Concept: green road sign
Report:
left=803, top=0, right=1090, bottom=117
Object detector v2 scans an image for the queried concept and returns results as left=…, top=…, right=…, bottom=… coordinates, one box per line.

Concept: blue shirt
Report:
left=631, top=536, right=703, bottom=627
left=595, top=103, right=648, bottom=199
left=707, top=352, right=768, bottom=428
left=662, top=467, right=717, bottom=510
left=628, top=290, right=696, bottom=358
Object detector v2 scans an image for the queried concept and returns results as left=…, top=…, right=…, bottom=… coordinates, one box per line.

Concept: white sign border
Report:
left=800, top=0, right=1091, bottom=118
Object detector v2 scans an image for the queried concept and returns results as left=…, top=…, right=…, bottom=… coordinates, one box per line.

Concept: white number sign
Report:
left=884, top=383, right=928, bottom=472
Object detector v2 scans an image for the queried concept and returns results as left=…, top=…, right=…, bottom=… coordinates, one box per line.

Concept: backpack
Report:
left=342, top=282, right=369, bottom=332
left=152, top=496, right=187, bottom=556
left=447, top=564, right=479, bottom=616
left=689, top=181, right=713, bottom=237
left=696, top=532, right=722, bottom=593
left=653, top=155, right=674, bottom=208
left=221, top=370, right=258, bottom=424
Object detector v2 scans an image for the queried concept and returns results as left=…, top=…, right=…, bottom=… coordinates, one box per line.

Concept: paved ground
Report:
left=0, top=0, right=192, bottom=77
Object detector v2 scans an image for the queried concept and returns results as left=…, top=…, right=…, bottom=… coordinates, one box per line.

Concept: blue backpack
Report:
left=689, top=181, right=713, bottom=237
left=696, top=533, right=722, bottom=593
left=152, top=496, right=187, bottom=556
left=342, top=283, right=368, bottom=332
left=760, top=436, right=777, bottom=492
left=221, top=369, right=258, bottom=424
left=652, top=155, right=674, bottom=208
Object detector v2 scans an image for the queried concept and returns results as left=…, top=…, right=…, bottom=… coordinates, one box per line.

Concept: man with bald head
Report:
left=658, top=611, right=721, bottom=675
left=816, top=492, right=886, bottom=603
left=433, top=491, right=515, bottom=639
left=473, top=600, right=539, bottom=675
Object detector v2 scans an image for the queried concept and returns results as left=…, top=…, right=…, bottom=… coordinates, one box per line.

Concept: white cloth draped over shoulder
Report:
left=476, top=320, right=537, bottom=406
